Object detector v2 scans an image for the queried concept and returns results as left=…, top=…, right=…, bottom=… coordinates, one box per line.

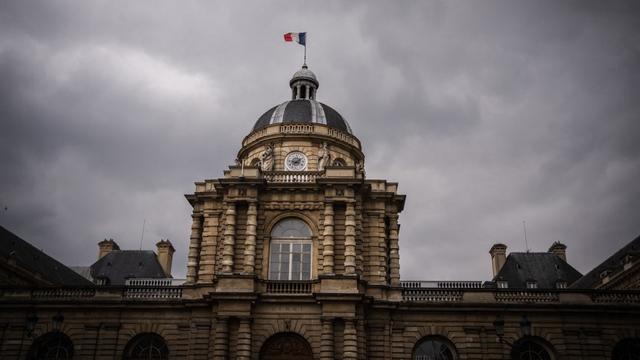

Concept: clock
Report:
left=285, top=151, right=308, bottom=171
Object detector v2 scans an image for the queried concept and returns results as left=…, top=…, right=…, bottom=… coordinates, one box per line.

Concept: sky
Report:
left=1, top=1, right=639, bottom=281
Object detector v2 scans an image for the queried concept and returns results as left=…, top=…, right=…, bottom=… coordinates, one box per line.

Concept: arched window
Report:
left=613, top=338, right=640, bottom=360
left=123, top=333, right=169, bottom=360
left=28, top=332, right=74, bottom=360
left=260, top=332, right=313, bottom=360
left=412, top=336, right=456, bottom=360
left=332, top=158, right=346, bottom=167
left=269, top=218, right=312, bottom=281
left=511, top=338, right=553, bottom=360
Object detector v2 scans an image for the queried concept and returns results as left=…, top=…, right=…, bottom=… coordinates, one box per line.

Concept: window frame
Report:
left=267, top=217, right=314, bottom=281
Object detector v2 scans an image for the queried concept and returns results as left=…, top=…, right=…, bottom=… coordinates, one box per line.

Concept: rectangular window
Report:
left=268, top=240, right=312, bottom=280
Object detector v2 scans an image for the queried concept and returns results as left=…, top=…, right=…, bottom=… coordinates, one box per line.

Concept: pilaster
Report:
left=186, top=214, right=203, bottom=283
left=320, top=317, right=335, bottom=360
left=388, top=214, right=400, bottom=287
left=197, top=211, right=221, bottom=283
left=221, top=202, right=236, bottom=274
left=243, top=202, right=257, bottom=274
left=344, top=202, right=357, bottom=274
left=213, top=316, right=229, bottom=360
left=343, top=319, right=358, bottom=360
left=322, top=202, right=335, bottom=274
left=236, top=317, right=252, bottom=360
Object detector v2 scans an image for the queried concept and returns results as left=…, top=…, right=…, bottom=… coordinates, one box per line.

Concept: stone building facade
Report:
left=1, top=65, right=640, bottom=360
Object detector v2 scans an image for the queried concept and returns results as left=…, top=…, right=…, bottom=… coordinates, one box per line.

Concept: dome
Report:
left=251, top=65, right=353, bottom=134
left=253, top=99, right=352, bottom=134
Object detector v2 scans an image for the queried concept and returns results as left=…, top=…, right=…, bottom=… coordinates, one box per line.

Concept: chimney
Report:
left=489, top=243, right=508, bottom=277
left=156, top=239, right=175, bottom=277
left=549, top=241, right=567, bottom=262
left=98, top=239, right=120, bottom=260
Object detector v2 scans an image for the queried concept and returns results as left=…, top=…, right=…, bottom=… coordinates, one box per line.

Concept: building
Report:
left=1, top=65, right=640, bottom=359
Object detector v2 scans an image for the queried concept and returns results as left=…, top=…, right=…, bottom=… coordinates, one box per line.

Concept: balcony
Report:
left=262, top=171, right=323, bottom=183
left=264, top=281, right=313, bottom=294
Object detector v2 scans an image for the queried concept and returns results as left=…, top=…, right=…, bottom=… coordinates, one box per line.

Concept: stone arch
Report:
left=27, top=331, right=74, bottom=360
left=262, top=213, right=320, bottom=280
left=122, top=332, right=169, bottom=360
left=511, top=336, right=557, bottom=360
left=412, top=334, right=458, bottom=360
left=265, top=212, right=319, bottom=238
left=254, top=319, right=314, bottom=354
left=259, top=332, right=314, bottom=360
left=407, top=325, right=459, bottom=355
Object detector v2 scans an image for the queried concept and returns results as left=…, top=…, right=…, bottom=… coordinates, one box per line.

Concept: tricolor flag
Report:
left=284, top=32, right=306, bottom=46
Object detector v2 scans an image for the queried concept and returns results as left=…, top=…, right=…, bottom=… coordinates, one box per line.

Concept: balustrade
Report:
left=265, top=281, right=313, bottom=294
left=263, top=171, right=323, bottom=183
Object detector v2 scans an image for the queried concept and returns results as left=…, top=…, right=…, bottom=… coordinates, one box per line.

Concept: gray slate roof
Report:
left=0, top=226, right=93, bottom=286
left=493, top=252, right=583, bottom=289
left=253, top=100, right=353, bottom=134
left=90, top=250, right=166, bottom=285
left=570, top=234, right=640, bottom=289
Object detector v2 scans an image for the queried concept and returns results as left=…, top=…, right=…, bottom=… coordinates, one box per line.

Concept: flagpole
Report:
left=304, top=44, right=307, bottom=66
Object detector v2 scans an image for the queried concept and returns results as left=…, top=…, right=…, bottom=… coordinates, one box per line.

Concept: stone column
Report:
left=186, top=214, right=203, bottom=283
left=320, top=317, right=334, bottom=360
left=322, top=202, right=335, bottom=274
left=237, top=317, right=252, bottom=360
left=389, top=214, right=400, bottom=287
left=213, top=317, right=229, bottom=360
left=343, top=319, right=358, bottom=360
left=198, top=211, right=220, bottom=283
left=243, top=202, right=258, bottom=274
left=344, top=202, right=357, bottom=274
left=221, top=202, right=236, bottom=274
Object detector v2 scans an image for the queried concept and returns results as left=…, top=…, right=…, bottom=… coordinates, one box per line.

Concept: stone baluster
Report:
left=344, top=202, right=357, bottom=274
left=343, top=319, right=358, bottom=360
left=243, top=202, right=257, bottom=274
left=320, top=317, right=334, bottom=360
left=197, top=211, right=220, bottom=283
left=186, top=214, right=202, bottom=283
left=389, top=214, right=400, bottom=286
left=237, top=317, right=252, bottom=360
left=322, top=203, right=335, bottom=274
left=221, top=203, right=236, bottom=274
left=213, top=316, right=229, bottom=360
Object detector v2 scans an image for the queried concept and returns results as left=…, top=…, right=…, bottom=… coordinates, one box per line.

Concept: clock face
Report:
left=285, top=151, right=308, bottom=171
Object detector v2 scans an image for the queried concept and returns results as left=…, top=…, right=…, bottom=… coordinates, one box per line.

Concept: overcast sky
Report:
left=1, top=1, right=639, bottom=281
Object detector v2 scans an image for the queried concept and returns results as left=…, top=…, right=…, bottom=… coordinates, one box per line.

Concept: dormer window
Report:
left=555, top=280, right=567, bottom=289
left=497, top=280, right=508, bottom=289
left=526, top=280, right=538, bottom=289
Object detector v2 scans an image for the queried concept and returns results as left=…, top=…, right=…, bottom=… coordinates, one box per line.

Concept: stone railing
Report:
left=32, top=288, right=96, bottom=298
left=401, top=280, right=483, bottom=289
left=592, top=291, right=640, bottom=304
left=263, top=171, right=323, bottom=183
left=265, top=281, right=313, bottom=294
left=125, top=278, right=173, bottom=287
left=494, top=290, right=559, bottom=303
left=402, top=289, right=463, bottom=302
left=123, top=286, right=182, bottom=300
left=242, top=123, right=362, bottom=150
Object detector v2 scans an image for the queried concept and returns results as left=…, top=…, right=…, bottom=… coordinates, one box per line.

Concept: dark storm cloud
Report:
left=1, top=1, right=639, bottom=281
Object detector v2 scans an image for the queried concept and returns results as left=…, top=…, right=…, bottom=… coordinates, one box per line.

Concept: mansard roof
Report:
left=493, top=252, right=582, bottom=289
left=571, top=234, right=640, bottom=289
left=0, top=226, right=93, bottom=286
left=90, top=250, right=166, bottom=285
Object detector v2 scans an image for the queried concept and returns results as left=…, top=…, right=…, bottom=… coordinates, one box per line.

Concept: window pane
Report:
left=302, top=253, right=311, bottom=264
left=302, top=244, right=311, bottom=252
left=301, top=272, right=310, bottom=280
left=292, top=243, right=301, bottom=252
left=272, top=218, right=312, bottom=238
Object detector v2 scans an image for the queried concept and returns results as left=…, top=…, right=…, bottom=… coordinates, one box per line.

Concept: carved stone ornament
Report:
left=317, top=142, right=330, bottom=171
left=260, top=143, right=275, bottom=172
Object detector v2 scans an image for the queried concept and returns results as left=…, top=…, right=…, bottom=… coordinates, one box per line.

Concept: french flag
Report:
left=284, top=32, right=306, bottom=46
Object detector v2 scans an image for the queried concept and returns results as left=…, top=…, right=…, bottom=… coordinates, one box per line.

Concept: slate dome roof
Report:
left=252, top=100, right=352, bottom=134
left=251, top=65, right=353, bottom=134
